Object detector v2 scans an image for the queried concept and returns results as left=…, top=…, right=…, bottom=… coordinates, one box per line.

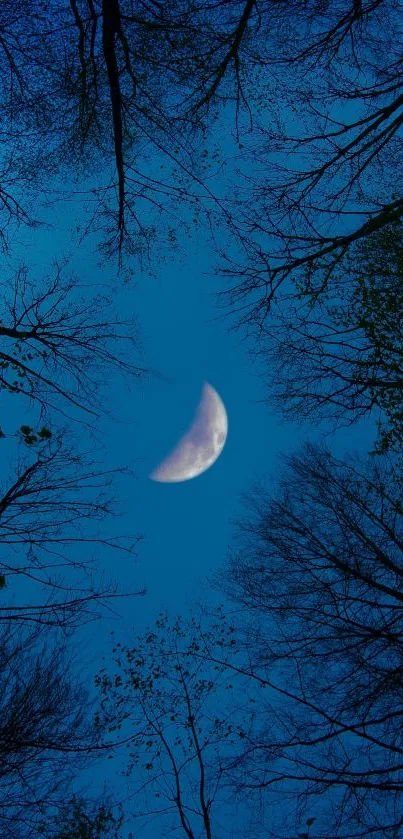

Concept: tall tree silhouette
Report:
left=95, top=610, right=252, bottom=838
left=253, top=219, right=403, bottom=455
left=0, top=621, right=121, bottom=839
left=213, top=443, right=403, bottom=839
left=216, top=0, right=403, bottom=323
left=0, top=0, right=262, bottom=258
left=0, top=432, right=144, bottom=631
left=0, top=261, right=144, bottom=421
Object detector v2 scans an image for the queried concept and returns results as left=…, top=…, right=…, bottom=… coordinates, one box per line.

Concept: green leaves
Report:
left=19, top=425, right=52, bottom=446
left=38, top=794, right=124, bottom=839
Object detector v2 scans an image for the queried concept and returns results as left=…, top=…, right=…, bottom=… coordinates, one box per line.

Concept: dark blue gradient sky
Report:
left=8, top=126, right=378, bottom=837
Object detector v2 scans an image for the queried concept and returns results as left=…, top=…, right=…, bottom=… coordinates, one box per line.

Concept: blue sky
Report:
left=3, top=106, right=379, bottom=836
left=15, top=193, right=310, bottom=622
left=65, top=208, right=375, bottom=835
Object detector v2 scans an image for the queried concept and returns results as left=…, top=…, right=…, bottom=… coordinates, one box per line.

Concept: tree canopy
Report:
left=253, top=219, right=403, bottom=454
left=1, top=1, right=403, bottom=836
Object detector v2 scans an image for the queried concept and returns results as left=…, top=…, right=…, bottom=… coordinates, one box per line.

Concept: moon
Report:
left=150, top=382, right=228, bottom=483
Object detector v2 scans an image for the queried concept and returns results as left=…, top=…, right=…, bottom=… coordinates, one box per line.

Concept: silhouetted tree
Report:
left=94, top=610, right=252, bottom=838
left=1, top=1, right=402, bottom=270
left=0, top=620, right=123, bottom=839
left=212, top=443, right=403, bottom=839
left=0, top=261, right=144, bottom=421
left=0, top=0, right=265, bottom=258
left=253, top=219, right=403, bottom=454
left=0, top=431, right=144, bottom=631
left=217, top=0, right=403, bottom=323
left=40, top=794, right=124, bottom=839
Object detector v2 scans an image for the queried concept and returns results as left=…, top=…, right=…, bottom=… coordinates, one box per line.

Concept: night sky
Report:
left=15, top=130, right=376, bottom=632
left=6, top=128, right=377, bottom=836
left=0, top=48, right=384, bottom=835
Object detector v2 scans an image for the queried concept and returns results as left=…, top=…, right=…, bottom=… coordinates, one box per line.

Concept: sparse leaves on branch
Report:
left=254, top=219, right=403, bottom=455
left=94, top=610, right=252, bottom=838
left=0, top=262, right=144, bottom=421
left=0, top=432, right=144, bottom=631
left=214, top=442, right=403, bottom=839
left=0, top=621, right=115, bottom=839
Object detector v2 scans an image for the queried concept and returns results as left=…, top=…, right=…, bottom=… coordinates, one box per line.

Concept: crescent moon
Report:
left=150, top=382, right=228, bottom=483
